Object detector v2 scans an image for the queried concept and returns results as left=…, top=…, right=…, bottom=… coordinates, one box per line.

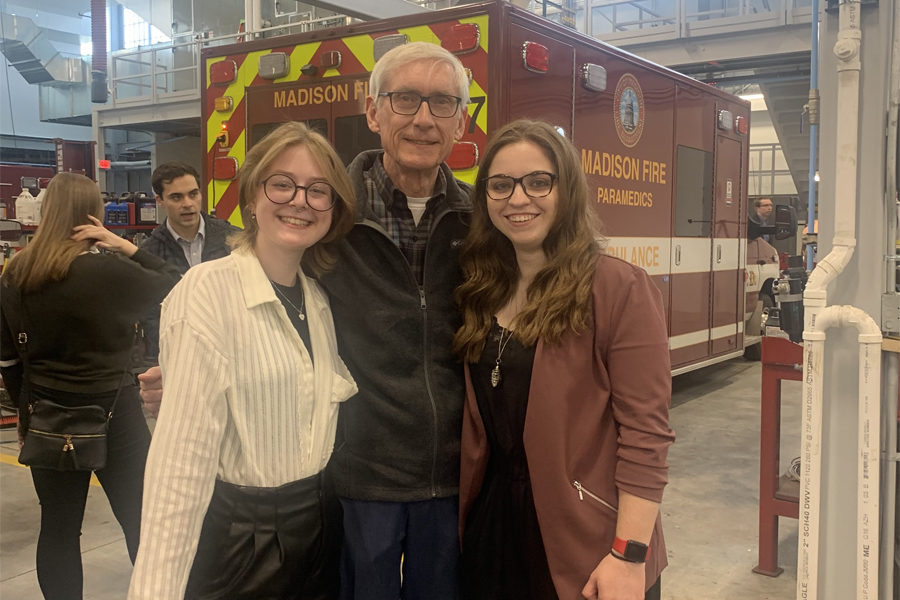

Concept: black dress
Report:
left=460, top=318, right=559, bottom=600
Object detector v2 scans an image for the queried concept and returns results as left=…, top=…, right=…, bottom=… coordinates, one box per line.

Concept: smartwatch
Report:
left=611, top=537, right=650, bottom=564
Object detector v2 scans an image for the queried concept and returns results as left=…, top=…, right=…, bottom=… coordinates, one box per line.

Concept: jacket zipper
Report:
left=359, top=213, right=454, bottom=498
left=573, top=480, right=618, bottom=513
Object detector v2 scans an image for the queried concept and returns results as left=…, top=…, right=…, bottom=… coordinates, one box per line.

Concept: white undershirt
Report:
left=406, top=196, right=430, bottom=226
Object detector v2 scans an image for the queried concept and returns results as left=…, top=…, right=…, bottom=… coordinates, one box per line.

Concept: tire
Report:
left=743, top=294, right=776, bottom=361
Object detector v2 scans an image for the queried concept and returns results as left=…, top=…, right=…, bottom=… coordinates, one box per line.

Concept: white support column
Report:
left=814, top=0, right=895, bottom=597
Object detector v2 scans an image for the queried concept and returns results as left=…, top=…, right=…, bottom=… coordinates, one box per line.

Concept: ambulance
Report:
left=200, top=0, right=781, bottom=374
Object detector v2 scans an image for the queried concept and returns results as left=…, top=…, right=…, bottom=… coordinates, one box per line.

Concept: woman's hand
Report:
left=72, top=215, right=138, bottom=257
left=582, top=553, right=645, bottom=600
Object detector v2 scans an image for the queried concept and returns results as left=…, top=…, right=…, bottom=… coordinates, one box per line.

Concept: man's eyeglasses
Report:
left=261, top=175, right=336, bottom=211
left=378, top=92, right=462, bottom=118
left=485, top=171, right=558, bottom=201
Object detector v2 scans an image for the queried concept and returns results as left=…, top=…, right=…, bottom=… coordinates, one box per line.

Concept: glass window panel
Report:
left=674, top=146, right=713, bottom=238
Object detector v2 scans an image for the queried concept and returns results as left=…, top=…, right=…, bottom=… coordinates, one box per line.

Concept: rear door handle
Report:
left=675, top=245, right=681, bottom=266
left=717, top=244, right=722, bottom=263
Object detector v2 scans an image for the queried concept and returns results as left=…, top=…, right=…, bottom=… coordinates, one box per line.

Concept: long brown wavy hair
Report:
left=453, top=120, right=605, bottom=363
left=3, top=173, right=104, bottom=292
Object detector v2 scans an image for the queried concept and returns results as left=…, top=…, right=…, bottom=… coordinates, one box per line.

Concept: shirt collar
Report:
left=166, top=214, right=205, bottom=243
left=232, top=247, right=318, bottom=314
left=367, top=153, right=448, bottom=209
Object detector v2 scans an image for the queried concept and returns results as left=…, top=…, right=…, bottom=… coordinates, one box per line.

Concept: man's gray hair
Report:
left=370, top=42, right=470, bottom=107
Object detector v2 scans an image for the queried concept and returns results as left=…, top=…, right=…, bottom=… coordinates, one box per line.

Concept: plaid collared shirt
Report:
left=362, top=155, right=449, bottom=286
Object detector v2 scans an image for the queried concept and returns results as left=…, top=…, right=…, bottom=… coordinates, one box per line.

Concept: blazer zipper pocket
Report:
left=573, top=480, right=618, bottom=514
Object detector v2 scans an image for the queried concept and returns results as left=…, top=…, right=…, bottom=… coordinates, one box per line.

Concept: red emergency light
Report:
left=441, top=24, right=480, bottom=55
left=213, top=157, right=239, bottom=180
left=99, top=159, right=111, bottom=170
left=447, top=142, right=479, bottom=170
left=210, top=60, right=238, bottom=85
left=735, top=116, right=749, bottom=135
left=523, top=42, right=549, bottom=74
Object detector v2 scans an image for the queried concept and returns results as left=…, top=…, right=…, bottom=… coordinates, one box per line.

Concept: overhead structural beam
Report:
left=304, top=0, right=431, bottom=21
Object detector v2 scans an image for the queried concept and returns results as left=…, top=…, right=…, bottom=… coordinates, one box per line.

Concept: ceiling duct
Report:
left=0, top=13, right=85, bottom=85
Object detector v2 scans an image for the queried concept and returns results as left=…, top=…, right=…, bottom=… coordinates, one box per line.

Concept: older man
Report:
left=317, top=43, right=470, bottom=600
left=139, top=42, right=471, bottom=600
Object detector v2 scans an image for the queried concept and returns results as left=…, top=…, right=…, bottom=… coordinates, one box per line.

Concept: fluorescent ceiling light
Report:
left=739, top=93, right=765, bottom=100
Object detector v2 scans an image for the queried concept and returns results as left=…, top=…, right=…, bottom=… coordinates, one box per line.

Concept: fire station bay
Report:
left=0, top=0, right=898, bottom=599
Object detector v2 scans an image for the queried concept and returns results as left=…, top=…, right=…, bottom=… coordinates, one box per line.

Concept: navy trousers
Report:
left=339, top=496, right=459, bottom=600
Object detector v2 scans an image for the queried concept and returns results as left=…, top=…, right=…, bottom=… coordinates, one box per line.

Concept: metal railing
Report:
left=749, top=143, right=797, bottom=196
left=530, top=0, right=813, bottom=42
left=108, top=13, right=352, bottom=109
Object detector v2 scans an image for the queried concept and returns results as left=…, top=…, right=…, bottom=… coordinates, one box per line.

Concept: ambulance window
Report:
left=335, top=115, right=382, bottom=166
left=250, top=119, right=328, bottom=146
left=674, top=146, right=713, bottom=238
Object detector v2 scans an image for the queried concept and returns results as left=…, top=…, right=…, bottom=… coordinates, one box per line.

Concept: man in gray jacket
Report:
left=140, top=43, right=471, bottom=599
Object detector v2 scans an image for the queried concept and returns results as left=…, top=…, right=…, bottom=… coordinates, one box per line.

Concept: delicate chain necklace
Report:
left=491, top=326, right=515, bottom=388
left=271, top=281, right=306, bottom=321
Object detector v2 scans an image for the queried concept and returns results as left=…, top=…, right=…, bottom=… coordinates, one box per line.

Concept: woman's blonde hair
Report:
left=453, top=120, right=605, bottom=363
left=229, top=121, right=356, bottom=274
left=3, top=173, right=104, bottom=292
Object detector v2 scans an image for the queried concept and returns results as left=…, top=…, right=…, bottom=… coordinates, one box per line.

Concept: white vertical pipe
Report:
left=799, top=302, right=836, bottom=600
left=799, top=305, right=883, bottom=600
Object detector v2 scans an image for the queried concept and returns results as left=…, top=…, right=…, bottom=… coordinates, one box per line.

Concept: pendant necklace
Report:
left=491, top=326, right=514, bottom=388
left=271, top=281, right=306, bottom=320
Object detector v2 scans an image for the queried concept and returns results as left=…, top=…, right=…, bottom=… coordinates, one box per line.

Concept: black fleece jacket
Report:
left=318, top=150, right=472, bottom=502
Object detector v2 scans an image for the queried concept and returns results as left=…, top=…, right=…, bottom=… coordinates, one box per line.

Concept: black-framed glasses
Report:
left=377, top=92, right=462, bottom=118
left=261, top=175, right=336, bottom=211
left=485, top=171, right=558, bottom=201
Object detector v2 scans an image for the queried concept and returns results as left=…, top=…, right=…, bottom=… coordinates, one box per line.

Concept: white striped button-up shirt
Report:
left=128, top=247, right=357, bottom=600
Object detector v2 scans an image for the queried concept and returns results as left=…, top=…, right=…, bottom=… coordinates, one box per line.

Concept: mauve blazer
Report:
left=459, top=254, right=676, bottom=599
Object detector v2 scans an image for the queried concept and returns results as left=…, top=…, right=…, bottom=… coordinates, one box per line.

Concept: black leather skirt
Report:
left=184, top=471, right=342, bottom=600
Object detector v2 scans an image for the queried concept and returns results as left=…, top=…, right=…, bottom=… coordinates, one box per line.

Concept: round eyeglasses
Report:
left=377, top=92, right=462, bottom=118
left=485, top=171, right=558, bottom=201
left=261, top=175, right=336, bottom=211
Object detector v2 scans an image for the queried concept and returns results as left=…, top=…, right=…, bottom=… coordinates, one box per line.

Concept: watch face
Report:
left=624, top=540, right=649, bottom=562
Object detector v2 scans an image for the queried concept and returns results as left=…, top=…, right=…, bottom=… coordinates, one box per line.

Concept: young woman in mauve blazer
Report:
left=454, top=119, right=676, bottom=600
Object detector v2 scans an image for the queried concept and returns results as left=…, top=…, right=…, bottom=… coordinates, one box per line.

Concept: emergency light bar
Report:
left=374, top=34, right=409, bottom=62
left=441, top=23, right=480, bottom=55
left=718, top=110, right=734, bottom=131
left=581, top=63, right=608, bottom=92
left=210, top=60, right=238, bottom=85
left=215, top=96, right=233, bottom=112
left=213, top=157, right=239, bottom=180
left=321, top=51, right=342, bottom=70
left=259, top=53, right=290, bottom=80
left=522, top=42, right=549, bottom=73
left=447, top=142, right=479, bottom=170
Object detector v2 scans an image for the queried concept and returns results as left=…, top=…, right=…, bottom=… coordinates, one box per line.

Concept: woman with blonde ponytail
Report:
left=455, top=120, right=675, bottom=600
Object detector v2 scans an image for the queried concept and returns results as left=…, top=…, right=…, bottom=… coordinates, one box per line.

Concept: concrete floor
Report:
left=0, top=358, right=801, bottom=599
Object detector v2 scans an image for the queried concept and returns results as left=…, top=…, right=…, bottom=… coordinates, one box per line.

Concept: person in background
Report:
left=752, top=198, right=774, bottom=241
left=128, top=122, right=357, bottom=600
left=753, top=198, right=774, bottom=225
left=137, top=42, right=472, bottom=600
left=0, top=172, right=180, bottom=600
left=454, top=120, right=675, bottom=600
left=139, top=162, right=240, bottom=363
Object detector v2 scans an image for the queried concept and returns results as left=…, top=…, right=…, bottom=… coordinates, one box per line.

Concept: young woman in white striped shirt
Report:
left=128, top=122, right=358, bottom=600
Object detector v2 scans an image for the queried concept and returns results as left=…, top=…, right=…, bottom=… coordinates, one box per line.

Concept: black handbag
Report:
left=4, top=282, right=129, bottom=472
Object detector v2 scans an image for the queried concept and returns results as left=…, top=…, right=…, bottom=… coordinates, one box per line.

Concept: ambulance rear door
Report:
left=669, top=85, right=716, bottom=367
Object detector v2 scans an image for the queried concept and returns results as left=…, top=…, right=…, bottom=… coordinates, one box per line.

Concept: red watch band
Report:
left=612, top=537, right=650, bottom=562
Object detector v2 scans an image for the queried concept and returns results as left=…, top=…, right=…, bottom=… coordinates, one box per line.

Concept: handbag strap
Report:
left=3, top=281, right=132, bottom=420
